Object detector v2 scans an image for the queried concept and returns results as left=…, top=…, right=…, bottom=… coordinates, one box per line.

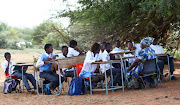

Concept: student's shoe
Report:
left=27, top=89, right=35, bottom=94
left=171, top=76, right=177, bottom=80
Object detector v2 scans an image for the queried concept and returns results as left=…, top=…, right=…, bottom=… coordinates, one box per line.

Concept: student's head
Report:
left=90, top=43, right=100, bottom=54
left=105, top=43, right=112, bottom=53
left=4, top=52, right=11, bottom=62
left=152, top=38, right=158, bottom=45
left=127, top=40, right=133, bottom=50
left=115, top=40, right=120, bottom=48
left=44, top=44, right=53, bottom=54
left=69, top=40, right=77, bottom=48
left=100, top=42, right=106, bottom=51
left=62, top=46, right=68, bottom=56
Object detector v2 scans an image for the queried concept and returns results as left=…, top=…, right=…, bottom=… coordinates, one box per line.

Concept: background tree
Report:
left=58, top=0, right=180, bottom=53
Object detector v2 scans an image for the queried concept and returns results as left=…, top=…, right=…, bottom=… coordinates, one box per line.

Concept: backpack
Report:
left=68, top=77, right=86, bottom=95
left=3, top=78, right=19, bottom=94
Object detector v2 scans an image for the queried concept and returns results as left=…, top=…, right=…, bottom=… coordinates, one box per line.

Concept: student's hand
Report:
left=52, top=55, right=59, bottom=59
left=96, top=60, right=103, bottom=62
left=44, top=57, right=52, bottom=63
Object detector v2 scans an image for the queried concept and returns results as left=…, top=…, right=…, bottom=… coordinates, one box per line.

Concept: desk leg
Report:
left=58, top=63, right=62, bottom=95
left=104, top=66, right=108, bottom=95
left=89, top=71, right=92, bottom=95
left=167, top=55, right=171, bottom=81
left=22, top=66, right=24, bottom=93
left=110, top=63, right=113, bottom=87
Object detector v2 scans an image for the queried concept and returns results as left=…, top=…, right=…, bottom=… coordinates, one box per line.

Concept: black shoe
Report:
left=171, top=76, right=177, bottom=80
left=27, top=89, right=35, bottom=94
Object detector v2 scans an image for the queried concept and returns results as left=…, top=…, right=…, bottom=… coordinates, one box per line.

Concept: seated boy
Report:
left=67, top=40, right=82, bottom=57
left=36, top=44, right=64, bottom=92
left=150, top=38, right=176, bottom=80
left=1, top=52, right=36, bottom=94
left=101, top=43, right=122, bottom=86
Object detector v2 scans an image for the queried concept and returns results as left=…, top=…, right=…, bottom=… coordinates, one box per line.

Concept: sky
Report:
left=0, top=0, right=78, bottom=28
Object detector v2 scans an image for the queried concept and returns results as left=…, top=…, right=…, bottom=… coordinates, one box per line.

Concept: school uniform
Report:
left=79, top=51, right=101, bottom=78
left=36, top=53, right=64, bottom=90
left=100, top=50, right=122, bottom=85
left=112, top=47, right=124, bottom=59
left=150, top=44, right=175, bottom=75
left=1, top=60, right=36, bottom=90
left=67, top=47, right=80, bottom=57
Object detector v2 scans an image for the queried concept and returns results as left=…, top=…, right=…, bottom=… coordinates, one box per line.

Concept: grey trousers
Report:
left=13, top=71, right=36, bottom=90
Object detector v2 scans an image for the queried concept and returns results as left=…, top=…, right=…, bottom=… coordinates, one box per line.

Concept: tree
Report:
left=58, top=0, right=180, bottom=51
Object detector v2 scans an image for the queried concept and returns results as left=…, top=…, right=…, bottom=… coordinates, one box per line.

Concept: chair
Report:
left=139, top=59, right=163, bottom=89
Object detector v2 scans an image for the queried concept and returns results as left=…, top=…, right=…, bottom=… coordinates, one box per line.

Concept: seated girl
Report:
left=79, top=43, right=103, bottom=84
left=126, top=37, right=158, bottom=89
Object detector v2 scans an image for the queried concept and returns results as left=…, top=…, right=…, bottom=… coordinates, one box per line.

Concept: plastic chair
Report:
left=139, top=59, right=163, bottom=89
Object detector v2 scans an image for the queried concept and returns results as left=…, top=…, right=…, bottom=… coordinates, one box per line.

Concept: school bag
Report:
left=68, top=77, right=86, bottom=95
left=3, top=78, right=19, bottom=94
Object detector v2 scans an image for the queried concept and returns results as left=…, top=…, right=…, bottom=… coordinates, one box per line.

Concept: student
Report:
left=36, top=44, right=64, bottom=92
left=126, top=37, right=158, bottom=89
left=79, top=43, right=103, bottom=83
left=1, top=52, right=36, bottom=94
left=150, top=38, right=176, bottom=80
left=124, top=40, right=136, bottom=65
left=100, top=43, right=122, bottom=85
left=67, top=40, right=82, bottom=57
left=112, top=40, right=124, bottom=52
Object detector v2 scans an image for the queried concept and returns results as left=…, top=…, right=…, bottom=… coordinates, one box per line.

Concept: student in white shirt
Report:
left=101, top=43, right=122, bottom=85
left=79, top=43, right=104, bottom=83
left=1, top=52, right=36, bottom=94
left=67, top=40, right=82, bottom=57
left=150, top=38, right=176, bottom=80
left=99, top=42, right=106, bottom=58
left=112, top=40, right=124, bottom=52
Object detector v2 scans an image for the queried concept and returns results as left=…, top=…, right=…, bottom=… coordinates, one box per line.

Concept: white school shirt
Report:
left=81, top=51, right=101, bottom=73
left=124, top=52, right=135, bottom=65
left=150, top=45, right=165, bottom=54
left=36, top=53, right=54, bottom=68
left=134, top=43, right=141, bottom=56
left=100, top=50, right=114, bottom=73
left=112, top=47, right=124, bottom=59
left=1, top=60, right=16, bottom=75
left=67, top=47, right=80, bottom=57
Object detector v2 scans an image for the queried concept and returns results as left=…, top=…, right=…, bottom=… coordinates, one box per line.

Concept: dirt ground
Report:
left=0, top=49, right=179, bottom=105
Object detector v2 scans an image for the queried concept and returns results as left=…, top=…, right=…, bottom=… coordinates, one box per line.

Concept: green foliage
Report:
left=59, top=0, right=180, bottom=51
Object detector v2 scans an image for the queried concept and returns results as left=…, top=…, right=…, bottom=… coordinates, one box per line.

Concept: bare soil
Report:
left=0, top=51, right=179, bottom=105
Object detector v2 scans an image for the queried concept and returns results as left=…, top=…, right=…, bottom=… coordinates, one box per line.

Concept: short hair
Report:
left=90, top=43, right=100, bottom=52
left=115, top=40, right=120, bottom=43
left=105, top=43, right=111, bottom=48
left=44, top=44, right=52, bottom=51
left=4, top=52, right=10, bottom=58
left=61, top=46, right=68, bottom=50
left=101, top=42, right=106, bottom=45
left=127, top=40, right=132, bottom=44
left=69, top=40, right=77, bottom=47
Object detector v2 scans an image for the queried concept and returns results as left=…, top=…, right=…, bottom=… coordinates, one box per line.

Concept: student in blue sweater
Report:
left=36, top=44, right=64, bottom=91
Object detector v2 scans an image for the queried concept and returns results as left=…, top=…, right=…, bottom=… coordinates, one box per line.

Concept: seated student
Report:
left=36, top=44, right=64, bottom=92
left=100, top=43, right=122, bottom=85
left=67, top=40, right=82, bottom=57
left=1, top=52, right=36, bottom=94
left=54, top=46, right=69, bottom=79
left=124, top=40, right=136, bottom=65
left=99, top=42, right=106, bottom=57
left=126, top=37, right=158, bottom=89
left=112, top=40, right=124, bottom=52
left=79, top=43, right=104, bottom=84
left=150, top=38, right=176, bottom=80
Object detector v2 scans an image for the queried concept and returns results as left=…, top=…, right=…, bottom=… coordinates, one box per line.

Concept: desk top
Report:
left=13, top=63, right=34, bottom=66
left=92, top=60, right=121, bottom=64
left=110, top=50, right=135, bottom=55
left=156, top=53, right=167, bottom=56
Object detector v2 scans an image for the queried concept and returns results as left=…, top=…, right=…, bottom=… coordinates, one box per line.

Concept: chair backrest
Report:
left=142, top=59, right=156, bottom=74
left=76, top=64, right=83, bottom=77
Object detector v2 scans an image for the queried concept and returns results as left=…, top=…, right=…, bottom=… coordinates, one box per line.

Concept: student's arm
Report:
left=74, top=47, right=82, bottom=55
left=1, top=62, right=8, bottom=73
left=127, top=58, right=141, bottom=72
